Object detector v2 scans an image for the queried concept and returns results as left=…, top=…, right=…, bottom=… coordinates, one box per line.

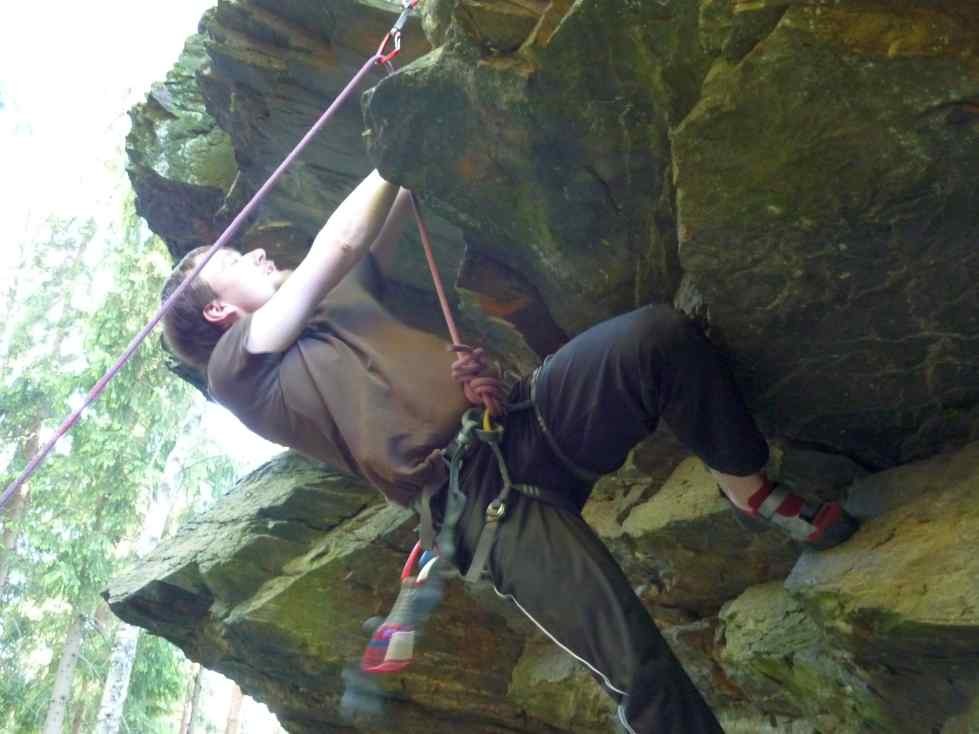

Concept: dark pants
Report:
left=452, top=305, right=769, bottom=733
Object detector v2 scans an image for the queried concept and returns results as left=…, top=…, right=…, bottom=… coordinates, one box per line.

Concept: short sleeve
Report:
left=207, top=314, right=284, bottom=414
left=346, top=253, right=385, bottom=301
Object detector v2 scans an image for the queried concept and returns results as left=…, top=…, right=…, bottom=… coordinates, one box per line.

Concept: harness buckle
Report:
left=485, top=498, right=506, bottom=522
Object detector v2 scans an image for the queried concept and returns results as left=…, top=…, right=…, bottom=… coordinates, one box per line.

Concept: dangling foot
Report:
left=720, top=480, right=859, bottom=550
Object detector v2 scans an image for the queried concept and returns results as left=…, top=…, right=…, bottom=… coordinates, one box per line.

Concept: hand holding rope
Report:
left=450, top=346, right=506, bottom=417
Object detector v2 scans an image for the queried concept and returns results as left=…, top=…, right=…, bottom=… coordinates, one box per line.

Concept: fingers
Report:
left=447, top=343, right=505, bottom=414
left=451, top=351, right=490, bottom=381
left=464, top=376, right=507, bottom=416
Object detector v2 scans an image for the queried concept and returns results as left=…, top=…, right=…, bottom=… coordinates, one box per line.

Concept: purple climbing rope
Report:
left=0, top=55, right=381, bottom=514
left=0, top=0, right=495, bottom=515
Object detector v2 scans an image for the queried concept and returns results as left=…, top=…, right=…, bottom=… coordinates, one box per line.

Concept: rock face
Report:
left=109, top=443, right=979, bottom=733
left=108, top=453, right=582, bottom=734
left=364, top=0, right=979, bottom=468
left=111, top=1, right=979, bottom=732
left=720, top=442, right=979, bottom=734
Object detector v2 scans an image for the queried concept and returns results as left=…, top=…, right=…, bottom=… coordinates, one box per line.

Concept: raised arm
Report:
left=368, top=186, right=413, bottom=276
left=246, top=171, right=399, bottom=354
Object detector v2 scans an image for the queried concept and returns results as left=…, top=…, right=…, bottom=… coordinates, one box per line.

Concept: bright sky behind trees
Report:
left=1, top=3, right=285, bottom=730
left=0, top=0, right=281, bottom=474
left=0, top=1, right=214, bottom=238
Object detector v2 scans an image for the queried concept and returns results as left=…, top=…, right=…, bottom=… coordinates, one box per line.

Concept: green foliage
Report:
left=0, top=605, right=37, bottom=728
left=0, top=193, right=227, bottom=732
left=121, top=633, right=188, bottom=733
left=1, top=203, right=186, bottom=602
left=0, top=607, right=84, bottom=733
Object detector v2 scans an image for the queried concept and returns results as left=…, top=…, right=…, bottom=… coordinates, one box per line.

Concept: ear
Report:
left=203, top=300, right=240, bottom=329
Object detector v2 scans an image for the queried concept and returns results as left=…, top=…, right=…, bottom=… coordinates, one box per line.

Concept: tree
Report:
left=187, top=665, right=205, bottom=734
left=91, top=619, right=141, bottom=734
left=93, top=403, right=228, bottom=734
left=178, top=664, right=201, bottom=734
left=1, top=217, right=96, bottom=594
left=0, top=419, right=38, bottom=591
left=0, top=198, right=213, bottom=733
left=41, top=609, right=89, bottom=734
left=224, top=684, right=244, bottom=734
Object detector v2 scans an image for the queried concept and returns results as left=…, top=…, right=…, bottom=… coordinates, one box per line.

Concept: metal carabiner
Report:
left=376, top=30, right=402, bottom=65
left=376, top=0, right=420, bottom=65
left=485, top=498, right=507, bottom=523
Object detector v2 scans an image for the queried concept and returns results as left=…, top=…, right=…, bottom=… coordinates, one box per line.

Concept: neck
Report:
left=273, top=269, right=293, bottom=289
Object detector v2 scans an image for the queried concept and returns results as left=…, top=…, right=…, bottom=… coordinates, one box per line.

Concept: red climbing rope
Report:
left=409, top=193, right=462, bottom=345
left=408, top=193, right=505, bottom=416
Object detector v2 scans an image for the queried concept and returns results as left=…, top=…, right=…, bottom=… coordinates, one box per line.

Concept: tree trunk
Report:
left=0, top=482, right=30, bottom=591
left=224, top=684, right=244, bottom=734
left=91, top=622, right=141, bottom=734
left=186, top=664, right=204, bottom=734
left=92, top=450, right=186, bottom=734
left=41, top=609, right=87, bottom=734
left=178, top=664, right=199, bottom=734
left=0, top=424, right=39, bottom=592
left=69, top=700, right=88, bottom=734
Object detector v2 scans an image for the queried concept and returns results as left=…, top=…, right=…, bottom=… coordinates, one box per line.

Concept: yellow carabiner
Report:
left=482, top=408, right=493, bottom=432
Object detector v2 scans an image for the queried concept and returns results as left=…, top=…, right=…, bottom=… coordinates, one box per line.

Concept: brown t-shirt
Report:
left=207, top=259, right=469, bottom=507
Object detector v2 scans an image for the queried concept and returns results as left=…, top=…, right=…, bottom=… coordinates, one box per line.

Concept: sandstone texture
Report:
left=112, top=1, right=979, bottom=731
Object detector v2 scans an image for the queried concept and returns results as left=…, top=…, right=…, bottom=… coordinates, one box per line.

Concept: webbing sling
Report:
left=419, top=401, right=581, bottom=584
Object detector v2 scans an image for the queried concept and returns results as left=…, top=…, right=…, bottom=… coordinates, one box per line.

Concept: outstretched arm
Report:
left=246, top=171, right=399, bottom=354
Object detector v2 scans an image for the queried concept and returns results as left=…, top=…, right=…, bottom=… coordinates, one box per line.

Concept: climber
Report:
left=160, top=168, right=858, bottom=733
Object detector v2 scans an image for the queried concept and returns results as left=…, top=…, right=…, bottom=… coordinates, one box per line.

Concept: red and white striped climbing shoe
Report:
left=722, top=481, right=859, bottom=550
left=360, top=553, right=444, bottom=674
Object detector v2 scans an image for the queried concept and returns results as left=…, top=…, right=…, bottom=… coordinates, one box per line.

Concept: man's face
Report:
left=200, top=248, right=280, bottom=315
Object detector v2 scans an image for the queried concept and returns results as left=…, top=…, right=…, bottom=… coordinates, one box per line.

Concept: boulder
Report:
left=107, top=453, right=561, bottom=733
left=716, top=442, right=979, bottom=733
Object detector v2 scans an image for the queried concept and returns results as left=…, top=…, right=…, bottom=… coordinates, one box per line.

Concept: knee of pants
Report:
left=634, top=304, right=706, bottom=360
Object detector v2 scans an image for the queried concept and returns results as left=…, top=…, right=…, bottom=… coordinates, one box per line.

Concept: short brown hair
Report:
left=161, top=246, right=225, bottom=369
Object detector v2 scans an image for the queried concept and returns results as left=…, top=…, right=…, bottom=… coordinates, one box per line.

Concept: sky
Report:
left=0, top=2, right=282, bottom=469
left=0, top=2, right=213, bottom=228
left=0, top=3, right=284, bottom=726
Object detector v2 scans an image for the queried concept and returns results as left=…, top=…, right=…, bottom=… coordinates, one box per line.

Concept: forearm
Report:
left=311, top=170, right=400, bottom=270
left=246, top=171, right=398, bottom=353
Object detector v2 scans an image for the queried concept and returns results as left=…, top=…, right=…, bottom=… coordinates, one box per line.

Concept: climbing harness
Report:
left=416, top=403, right=575, bottom=584
left=0, top=0, right=439, bottom=515
left=360, top=397, right=575, bottom=676
left=457, top=407, right=516, bottom=584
